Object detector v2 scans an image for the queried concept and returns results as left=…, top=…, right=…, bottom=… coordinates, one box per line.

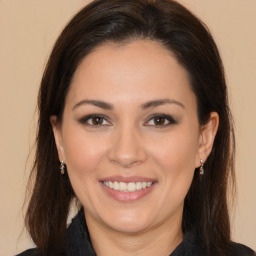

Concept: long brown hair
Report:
left=26, top=0, right=235, bottom=255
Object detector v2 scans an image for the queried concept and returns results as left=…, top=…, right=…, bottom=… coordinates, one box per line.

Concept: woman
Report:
left=17, top=0, right=255, bottom=255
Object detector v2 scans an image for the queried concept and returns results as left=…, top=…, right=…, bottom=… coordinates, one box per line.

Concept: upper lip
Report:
left=99, top=176, right=157, bottom=183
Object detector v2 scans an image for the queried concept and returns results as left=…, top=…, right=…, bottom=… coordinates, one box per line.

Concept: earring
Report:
left=60, top=160, right=65, bottom=175
left=199, top=159, right=204, bottom=176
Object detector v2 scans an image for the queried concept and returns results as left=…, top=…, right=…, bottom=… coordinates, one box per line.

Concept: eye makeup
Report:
left=77, top=112, right=178, bottom=129
left=144, top=114, right=177, bottom=128
left=78, top=114, right=112, bottom=127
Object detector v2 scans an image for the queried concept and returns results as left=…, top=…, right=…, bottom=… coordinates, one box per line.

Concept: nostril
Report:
left=107, top=129, right=148, bottom=166
left=110, top=158, right=141, bottom=168
left=108, top=149, right=148, bottom=167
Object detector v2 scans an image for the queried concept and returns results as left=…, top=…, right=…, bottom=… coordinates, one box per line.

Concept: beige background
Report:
left=0, top=0, right=255, bottom=255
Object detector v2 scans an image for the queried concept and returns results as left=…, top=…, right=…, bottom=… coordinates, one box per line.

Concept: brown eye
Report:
left=145, top=114, right=176, bottom=127
left=153, top=116, right=166, bottom=125
left=79, top=114, right=111, bottom=126
left=91, top=116, right=104, bottom=125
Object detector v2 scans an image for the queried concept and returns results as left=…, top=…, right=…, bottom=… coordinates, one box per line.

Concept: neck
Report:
left=85, top=212, right=183, bottom=256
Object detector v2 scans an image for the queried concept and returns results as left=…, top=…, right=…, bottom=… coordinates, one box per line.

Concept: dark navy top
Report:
left=16, top=210, right=256, bottom=256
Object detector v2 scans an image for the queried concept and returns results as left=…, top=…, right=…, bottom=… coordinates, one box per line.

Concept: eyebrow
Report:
left=72, top=98, right=185, bottom=111
left=141, top=99, right=185, bottom=109
left=72, top=99, right=113, bottom=110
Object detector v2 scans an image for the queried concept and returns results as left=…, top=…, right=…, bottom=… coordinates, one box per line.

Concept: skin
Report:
left=51, top=40, right=219, bottom=256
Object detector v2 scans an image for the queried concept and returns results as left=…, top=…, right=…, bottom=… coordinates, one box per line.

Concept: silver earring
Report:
left=60, top=160, right=65, bottom=175
left=200, top=159, right=204, bottom=176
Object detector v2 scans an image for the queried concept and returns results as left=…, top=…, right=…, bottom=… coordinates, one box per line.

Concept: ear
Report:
left=50, top=115, right=65, bottom=162
left=196, top=112, right=219, bottom=167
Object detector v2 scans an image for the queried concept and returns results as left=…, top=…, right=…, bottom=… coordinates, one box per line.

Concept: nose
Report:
left=107, top=125, right=147, bottom=168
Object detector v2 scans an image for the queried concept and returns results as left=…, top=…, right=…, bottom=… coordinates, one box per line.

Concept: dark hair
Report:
left=26, top=0, right=235, bottom=255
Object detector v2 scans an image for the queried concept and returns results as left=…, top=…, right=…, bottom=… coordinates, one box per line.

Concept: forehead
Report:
left=66, top=40, right=195, bottom=109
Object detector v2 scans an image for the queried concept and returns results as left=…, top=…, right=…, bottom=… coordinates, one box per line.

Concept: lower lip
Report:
left=100, top=182, right=156, bottom=202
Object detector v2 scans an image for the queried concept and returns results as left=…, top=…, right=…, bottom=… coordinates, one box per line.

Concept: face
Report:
left=52, top=40, right=217, bottom=235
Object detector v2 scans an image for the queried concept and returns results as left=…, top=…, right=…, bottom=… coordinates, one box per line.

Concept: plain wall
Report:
left=0, top=1, right=255, bottom=255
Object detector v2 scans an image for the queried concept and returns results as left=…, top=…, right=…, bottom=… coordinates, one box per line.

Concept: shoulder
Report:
left=228, top=242, right=256, bottom=256
left=182, top=229, right=255, bottom=256
left=15, top=248, right=42, bottom=256
left=15, top=248, right=66, bottom=256
left=15, top=248, right=68, bottom=256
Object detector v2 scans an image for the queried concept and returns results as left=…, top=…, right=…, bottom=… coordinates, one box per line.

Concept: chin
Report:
left=91, top=206, right=156, bottom=234
left=105, top=216, right=153, bottom=234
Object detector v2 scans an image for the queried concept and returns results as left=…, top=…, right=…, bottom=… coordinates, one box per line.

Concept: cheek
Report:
left=152, top=130, right=198, bottom=170
left=62, top=127, right=107, bottom=177
left=61, top=127, right=109, bottom=205
left=149, top=127, right=199, bottom=199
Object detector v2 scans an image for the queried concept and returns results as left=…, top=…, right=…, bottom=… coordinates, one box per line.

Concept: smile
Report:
left=103, top=181, right=153, bottom=192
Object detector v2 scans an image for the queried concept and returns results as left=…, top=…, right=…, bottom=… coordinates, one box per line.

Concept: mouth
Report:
left=102, top=181, right=154, bottom=192
left=99, top=176, right=157, bottom=202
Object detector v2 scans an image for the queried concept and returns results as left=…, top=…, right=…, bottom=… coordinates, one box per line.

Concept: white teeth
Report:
left=119, top=182, right=127, bottom=191
left=128, top=182, right=136, bottom=192
left=113, top=181, right=119, bottom=190
left=136, top=182, right=143, bottom=190
left=103, top=181, right=153, bottom=192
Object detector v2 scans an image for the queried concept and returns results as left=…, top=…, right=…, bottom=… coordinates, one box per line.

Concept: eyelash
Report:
left=79, top=114, right=112, bottom=126
left=78, top=114, right=176, bottom=128
left=144, top=114, right=177, bottom=127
